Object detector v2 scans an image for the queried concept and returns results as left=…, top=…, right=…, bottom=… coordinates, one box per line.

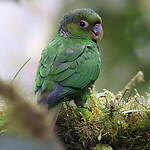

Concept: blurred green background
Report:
left=0, top=0, right=149, bottom=94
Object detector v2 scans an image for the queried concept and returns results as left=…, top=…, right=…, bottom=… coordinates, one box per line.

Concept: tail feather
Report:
left=37, top=84, right=77, bottom=131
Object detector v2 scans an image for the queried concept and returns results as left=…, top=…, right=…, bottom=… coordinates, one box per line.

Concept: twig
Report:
left=121, top=71, right=144, bottom=94
left=11, top=57, right=31, bottom=83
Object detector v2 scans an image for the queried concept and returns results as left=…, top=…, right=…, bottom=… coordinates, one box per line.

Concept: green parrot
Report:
left=34, top=8, right=103, bottom=111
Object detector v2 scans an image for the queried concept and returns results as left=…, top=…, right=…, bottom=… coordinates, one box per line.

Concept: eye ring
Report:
left=79, top=20, right=89, bottom=28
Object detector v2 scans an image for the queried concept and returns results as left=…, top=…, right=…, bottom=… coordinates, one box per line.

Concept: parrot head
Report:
left=58, top=8, right=103, bottom=43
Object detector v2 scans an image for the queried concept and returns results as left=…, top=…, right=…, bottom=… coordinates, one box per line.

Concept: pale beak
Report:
left=92, top=24, right=103, bottom=41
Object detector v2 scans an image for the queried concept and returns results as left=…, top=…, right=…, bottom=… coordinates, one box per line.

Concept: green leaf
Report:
left=96, top=144, right=113, bottom=150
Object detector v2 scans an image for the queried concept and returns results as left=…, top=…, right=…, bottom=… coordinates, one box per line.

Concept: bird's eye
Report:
left=79, top=20, right=89, bottom=28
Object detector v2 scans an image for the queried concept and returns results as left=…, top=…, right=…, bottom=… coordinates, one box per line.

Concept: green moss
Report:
left=56, top=87, right=150, bottom=150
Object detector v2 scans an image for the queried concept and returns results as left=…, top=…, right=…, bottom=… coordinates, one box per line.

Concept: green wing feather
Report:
left=34, top=36, right=101, bottom=101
